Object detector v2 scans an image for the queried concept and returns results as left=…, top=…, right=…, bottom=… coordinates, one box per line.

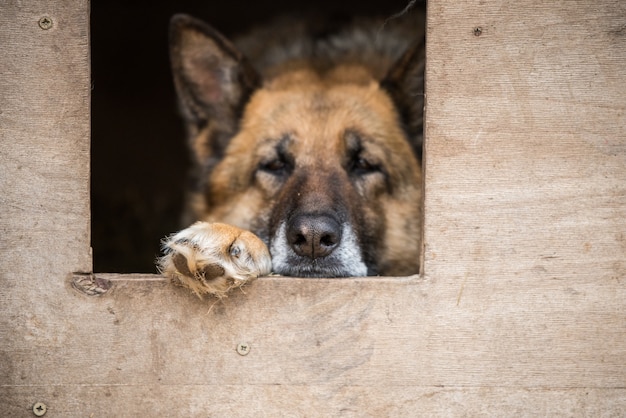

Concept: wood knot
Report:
left=71, top=273, right=111, bottom=296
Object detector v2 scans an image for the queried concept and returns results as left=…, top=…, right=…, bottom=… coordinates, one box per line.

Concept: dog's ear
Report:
left=381, top=37, right=425, bottom=159
left=169, top=14, right=260, bottom=156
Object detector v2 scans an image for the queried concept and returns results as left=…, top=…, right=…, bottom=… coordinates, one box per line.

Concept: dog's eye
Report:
left=259, top=158, right=292, bottom=176
left=351, top=157, right=380, bottom=176
left=355, top=158, right=373, bottom=171
left=262, top=160, right=286, bottom=172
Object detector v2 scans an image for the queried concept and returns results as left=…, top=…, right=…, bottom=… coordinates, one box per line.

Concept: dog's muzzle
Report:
left=270, top=213, right=368, bottom=277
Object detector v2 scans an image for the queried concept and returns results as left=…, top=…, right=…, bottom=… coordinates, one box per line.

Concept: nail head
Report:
left=33, top=402, right=47, bottom=416
left=38, top=17, right=53, bottom=30
left=237, top=342, right=251, bottom=356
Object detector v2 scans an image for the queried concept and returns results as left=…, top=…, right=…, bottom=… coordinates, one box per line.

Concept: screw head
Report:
left=38, top=17, right=53, bottom=30
left=32, top=402, right=47, bottom=416
left=473, top=26, right=483, bottom=36
left=236, top=342, right=251, bottom=356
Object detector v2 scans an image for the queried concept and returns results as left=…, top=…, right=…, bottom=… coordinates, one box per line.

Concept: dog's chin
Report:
left=269, top=223, right=369, bottom=278
left=272, top=259, right=367, bottom=278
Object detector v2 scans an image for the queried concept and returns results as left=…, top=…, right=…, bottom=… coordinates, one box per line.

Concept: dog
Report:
left=158, top=11, right=424, bottom=297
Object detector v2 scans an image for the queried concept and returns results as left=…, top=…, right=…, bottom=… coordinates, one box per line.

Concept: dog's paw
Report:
left=158, top=222, right=272, bottom=298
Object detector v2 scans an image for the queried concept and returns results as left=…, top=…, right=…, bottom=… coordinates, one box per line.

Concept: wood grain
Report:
left=4, top=385, right=626, bottom=417
left=1, top=0, right=625, bottom=415
left=0, top=1, right=92, bottom=276
left=424, top=0, right=626, bottom=282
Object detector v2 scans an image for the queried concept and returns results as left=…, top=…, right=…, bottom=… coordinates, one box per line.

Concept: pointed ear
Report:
left=381, top=37, right=425, bottom=159
left=169, top=14, right=260, bottom=143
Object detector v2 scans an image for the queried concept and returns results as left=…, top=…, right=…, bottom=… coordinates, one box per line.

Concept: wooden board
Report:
left=2, top=273, right=624, bottom=416
left=0, top=2, right=91, bottom=275
left=1, top=0, right=626, bottom=416
left=424, top=0, right=626, bottom=282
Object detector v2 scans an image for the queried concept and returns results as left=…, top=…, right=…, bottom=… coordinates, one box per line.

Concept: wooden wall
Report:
left=1, top=0, right=625, bottom=415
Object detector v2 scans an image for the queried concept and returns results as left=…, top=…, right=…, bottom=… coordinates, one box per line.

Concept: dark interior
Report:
left=91, top=0, right=424, bottom=272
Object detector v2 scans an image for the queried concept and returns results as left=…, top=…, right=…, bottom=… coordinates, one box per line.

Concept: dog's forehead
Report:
left=241, top=76, right=403, bottom=155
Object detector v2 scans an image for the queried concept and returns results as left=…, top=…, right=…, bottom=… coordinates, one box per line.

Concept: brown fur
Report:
left=159, top=11, right=424, bottom=296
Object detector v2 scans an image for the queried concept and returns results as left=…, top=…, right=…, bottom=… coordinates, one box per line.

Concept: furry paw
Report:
left=158, top=222, right=272, bottom=298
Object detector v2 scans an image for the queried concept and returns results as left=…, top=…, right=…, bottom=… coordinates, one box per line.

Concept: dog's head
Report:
left=169, top=14, right=423, bottom=277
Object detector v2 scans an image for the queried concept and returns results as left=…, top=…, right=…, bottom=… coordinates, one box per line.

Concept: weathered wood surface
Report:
left=424, top=0, right=626, bottom=282
left=1, top=0, right=626, bottom=416
left=3, top=272, right=624, bottom=416
left=0, top=0, right=92, bottom=415
left=0, top=3, right=91, bottom=274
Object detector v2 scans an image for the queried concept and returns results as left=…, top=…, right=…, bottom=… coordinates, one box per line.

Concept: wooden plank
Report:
left=2, top=273, right=625, bottom=415
left=59, top=274, right=626, bottom=389
left=1, top=0, right=626, bottom=415
left=5, top=385, right=626, bottom=417
left=0, top=1, right=91, bottom=276
left=424, top=0, right=626, bottom=282
left=0, top=0, right=92, bottom=413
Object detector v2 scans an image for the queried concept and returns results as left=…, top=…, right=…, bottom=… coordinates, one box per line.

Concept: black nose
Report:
left=287, top=214, right=342, bottom=259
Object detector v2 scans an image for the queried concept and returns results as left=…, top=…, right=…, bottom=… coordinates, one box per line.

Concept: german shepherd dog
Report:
left=158, top=11, right=424, bottom=297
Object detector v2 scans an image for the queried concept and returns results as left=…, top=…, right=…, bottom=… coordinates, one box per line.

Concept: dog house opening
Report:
left=91, top=0, right=426, bottom=279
